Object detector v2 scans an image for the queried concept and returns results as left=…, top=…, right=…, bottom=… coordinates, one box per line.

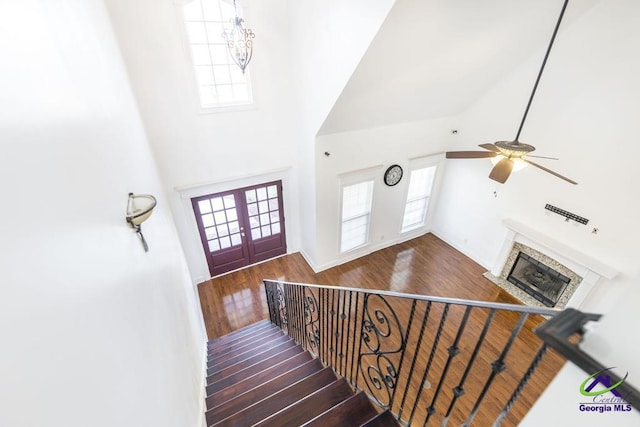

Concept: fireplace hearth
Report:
left=507, top=252, right=570, bottom=307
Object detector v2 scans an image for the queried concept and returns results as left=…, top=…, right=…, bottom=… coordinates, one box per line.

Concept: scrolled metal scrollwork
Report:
left=303, top=287, right=320, bottom=356
left=274, top=282, right=288, bottom=329
left=358, top=293, right=405, bottom=408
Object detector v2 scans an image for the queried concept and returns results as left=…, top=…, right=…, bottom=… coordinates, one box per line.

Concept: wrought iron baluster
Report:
left=350, top=291, right=362, bottom=386
left=463, top=312, right=529, bottom=427
left=298, top=285, right=305, bottom=345
left=389, top=299, right=417, bottom=413
left=285, top=283, right=294, bottom=336
left=398, top=301, right=432, bottom=422
left=265, top=281, right=274, bottom=324
left=424, top=305, right=472, bottom=426
left=321, top=287, right=327, bottom=364
left=329, top=288, right=336, bottom=369
left=442, top=308, right=497, bottom=426
left=409, top=302, right=450, bottom=426
left=343, top=291, right=353, bottom=378
left=295, top=285, right=303, bottom=344
left=494, top=343, right=548, bottom=426
left=284, top=284, right=293, bottom=340
left=336, top=291, right=347, bottom=376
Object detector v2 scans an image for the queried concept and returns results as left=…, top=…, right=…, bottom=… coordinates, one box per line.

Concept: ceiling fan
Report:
left=446, top=0, right=577, bottom=185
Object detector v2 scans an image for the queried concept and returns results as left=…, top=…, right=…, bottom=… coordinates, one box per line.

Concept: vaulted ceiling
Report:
left=318, top=0, right=600, bottom=135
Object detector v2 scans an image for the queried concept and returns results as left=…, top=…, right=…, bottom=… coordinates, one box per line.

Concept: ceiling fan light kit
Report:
left=445, top=0, right=577, bottom=185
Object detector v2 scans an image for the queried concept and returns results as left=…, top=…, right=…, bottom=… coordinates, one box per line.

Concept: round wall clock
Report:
left=384, top=164, right=403, bottom=186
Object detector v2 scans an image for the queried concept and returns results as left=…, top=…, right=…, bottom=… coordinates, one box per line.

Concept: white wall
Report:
left=314, top=118, right=452, bottom=270
left=287, top=0, right=396, bottom=267
left=0, top=1, right=205, bottom=426
left=433, top=0, right=640, bottom=311
left=432, top=0, right=640, bottom=423
left=104, top=0, right=303, bottom=283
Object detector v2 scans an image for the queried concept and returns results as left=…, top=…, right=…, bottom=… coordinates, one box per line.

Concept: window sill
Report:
left=197, top=102, right=258, bottom=115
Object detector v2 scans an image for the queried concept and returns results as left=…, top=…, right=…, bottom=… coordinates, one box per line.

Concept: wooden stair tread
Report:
left=302, top=391, right=381, bottom=427
left=206, top=345, right=303, bottom=393
left=207, top=324, right=274, bottom=355
left=207, top=319, right=271, bottom=345
left=208, top=325, right=278, bottom=355
left=206, top=339, right=296, bottom=383
left=207, top=333, right=289, bottom=372
left=253, top=378, right=354, bottom=427
left=203, top=322, right=397, bottom=427
left=206, top=358, right=324, bottom=424
left=360, top=410, right=399, bottom=426
left=206, top=352, right=315, bottom=406
left=207, top=329, right=284, bottom=362
left=209, top=367, right=337, bottom=427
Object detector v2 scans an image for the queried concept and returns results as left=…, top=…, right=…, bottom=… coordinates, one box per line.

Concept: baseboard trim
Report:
left=199, top=340, right=208, bottom=427
left=430, top=228, right=493, bottom=270
left=313, top=229, right=431, bottom=273
left=298, top=248, right=320, bottom=273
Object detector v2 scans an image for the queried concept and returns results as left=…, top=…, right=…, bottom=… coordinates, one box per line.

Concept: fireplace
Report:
left=483, top=219, right=618, bottom=310
left=484, top=239, right=584, bottom=310
left=507, top=252, right=570, bottom=307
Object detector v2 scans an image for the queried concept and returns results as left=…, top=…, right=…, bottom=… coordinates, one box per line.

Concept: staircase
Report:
left=205, top=319, right=399, bottom=427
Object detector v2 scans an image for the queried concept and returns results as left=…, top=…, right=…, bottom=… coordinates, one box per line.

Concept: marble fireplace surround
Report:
left=484, top=219, right=618, bottom=310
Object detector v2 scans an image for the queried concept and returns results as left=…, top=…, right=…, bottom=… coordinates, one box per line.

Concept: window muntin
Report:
left=341, top=180, right=374, bottom=252
left=182, top=0, right=252, bottom=108
left=401, top=166, right=436, bottom=232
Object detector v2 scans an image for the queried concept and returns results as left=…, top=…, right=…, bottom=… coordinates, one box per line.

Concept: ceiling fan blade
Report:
left=478, top=143, right=500, bottom=152
left=523, top=159, right=578, bottom=185
left=446, top=151, right=497, bottom=159
left=488, top=158, right=513, bottom=183
left=526, top=154, right=559, bottom=160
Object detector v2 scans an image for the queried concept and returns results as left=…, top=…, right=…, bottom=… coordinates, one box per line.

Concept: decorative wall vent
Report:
left=545, top=204, right=589, bottom=225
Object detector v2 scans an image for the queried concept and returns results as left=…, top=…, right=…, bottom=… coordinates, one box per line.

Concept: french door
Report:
left=192, top=180, right=287, bottom=277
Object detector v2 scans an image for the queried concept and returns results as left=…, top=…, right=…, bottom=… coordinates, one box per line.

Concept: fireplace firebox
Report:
left=507, top=252, right=571, bottom=307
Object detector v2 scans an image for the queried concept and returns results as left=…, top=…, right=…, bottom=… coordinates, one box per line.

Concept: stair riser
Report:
left=209, top=368, right=338, bottom=427
left=207, top=320, right=271, bottom=345
left=207, top=340, right=296, bottom=381
left=207, top=332, right=288, bottom=368
left=253, top=378, right=354, bottom=427
left=206, top=345, right=303, bottom=391
left=208, top=326, right=278, bottom=355
left=206, top=352, right=316, bottom=404
left=206, top=358, right=324, bottom=423
left=301, top=392, right=379, bottom=427
left=204, top=321, right=399, bottom=427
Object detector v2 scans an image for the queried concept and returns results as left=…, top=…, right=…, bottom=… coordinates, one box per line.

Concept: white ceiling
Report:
left=318, top=0, right=601, bottom=135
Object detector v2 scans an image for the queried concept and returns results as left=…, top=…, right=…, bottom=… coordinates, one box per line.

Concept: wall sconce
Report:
left=126, top=193, right=157, bottom=252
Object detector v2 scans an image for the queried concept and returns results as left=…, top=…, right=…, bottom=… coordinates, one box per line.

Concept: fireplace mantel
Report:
left=489, top=218, right=619, bottom=310
left=497, top=219, right=618, bottom=279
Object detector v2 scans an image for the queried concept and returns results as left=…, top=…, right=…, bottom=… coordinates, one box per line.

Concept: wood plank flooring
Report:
left=198, top=233, right=522, bottom=339
left=198, top=232, right=565, bottom=426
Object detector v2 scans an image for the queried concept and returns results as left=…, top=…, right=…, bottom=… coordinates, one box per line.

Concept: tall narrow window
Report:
left=341, top=180, right=374, bottom=252
left=401, top=166, right=437, bottom=232
left=182, top=0, right=252, bottom=108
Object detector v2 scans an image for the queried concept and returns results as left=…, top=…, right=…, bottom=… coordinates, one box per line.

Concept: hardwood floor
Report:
left=198, top=233, right=521, bottom=339
left=198, top=233, right=565, bottom=426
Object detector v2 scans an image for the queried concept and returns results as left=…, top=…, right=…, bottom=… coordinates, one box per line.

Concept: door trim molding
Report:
left=175, top=167, right=292, bottom=198
left=175, top=167, right=297, bottom=282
